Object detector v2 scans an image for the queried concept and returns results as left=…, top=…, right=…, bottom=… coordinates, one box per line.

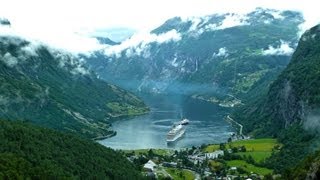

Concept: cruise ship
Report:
left=166, top=124, right=186, bottom=143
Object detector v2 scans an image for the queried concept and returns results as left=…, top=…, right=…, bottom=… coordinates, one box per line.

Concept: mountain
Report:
left=92, top=27, right=136, bottom=42
left=233, top=24, right=320, bottom=174
left=0, top=18, right=10, bottom=26
left=86, top=8, right=303, bottom=100
left=234, top=24, right=320, bottom=137
left=286, top=149, right=320, bottom=179
left=0, top=119, right=141, bottom=179
left=0, top=35, right=148, bottom=139
left=95, top=36, right=120, bottom=45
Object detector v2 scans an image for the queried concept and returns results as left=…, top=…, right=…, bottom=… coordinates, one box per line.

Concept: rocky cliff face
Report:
left=234, top=24, right=320, bottom=136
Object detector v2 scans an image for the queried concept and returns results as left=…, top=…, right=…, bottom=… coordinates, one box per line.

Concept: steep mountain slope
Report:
left=233, top=24, right=320, bottom=174
left=0, top=119, right=141, bottom=179
left=286, top=149, right=320, bottom=180
left=234, top=24, right=320, bottom=136
left=95, top=36, right=120, bottom=45
left=0, top=35, right=148, bottom=139
left=86, top=8, right=303, bottom=99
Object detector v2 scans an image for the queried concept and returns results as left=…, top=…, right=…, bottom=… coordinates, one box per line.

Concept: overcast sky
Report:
left=0, top=0, right=319, bottom=53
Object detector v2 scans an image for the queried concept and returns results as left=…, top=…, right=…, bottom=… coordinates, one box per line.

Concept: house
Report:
left=143, top=160, right=157, bottom=172
left=204, top=150, right=224, bottom=159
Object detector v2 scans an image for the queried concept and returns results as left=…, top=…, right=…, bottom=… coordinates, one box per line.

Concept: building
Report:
left=143, top=160, right=157, bottom=172
left=204, top=150, right=224, bottom=159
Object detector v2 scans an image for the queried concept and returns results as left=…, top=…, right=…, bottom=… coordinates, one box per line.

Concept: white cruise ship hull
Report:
left=166, top=128, right=185, bottom=143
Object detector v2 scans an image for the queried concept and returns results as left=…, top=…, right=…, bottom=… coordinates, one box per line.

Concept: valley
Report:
left=1, top=2, right=320, bottom=179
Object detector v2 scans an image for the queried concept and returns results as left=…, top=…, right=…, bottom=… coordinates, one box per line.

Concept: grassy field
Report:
left=228, top=138, right=279, bottom=151
left=229, top=138, right=280, bottom=163
left=203, top=144, right=220, bottom=152
left=165, top=168, right=195, bottom=180
left=236, top=152, right=272, bottom=162
left=227, top=160, right=272, bottom=175
left=203, top=139, right=280, bottom=163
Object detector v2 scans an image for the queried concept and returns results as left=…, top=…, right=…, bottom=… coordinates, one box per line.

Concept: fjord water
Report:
left=99, top=94, right=234, bottom=149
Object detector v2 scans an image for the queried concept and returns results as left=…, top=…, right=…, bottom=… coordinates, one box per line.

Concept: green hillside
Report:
left=0, top=119, right=141, bottom=179
left=0, top=36, right=148, bottom=139
left=234, top=24, right=320, bottom=136
left=233, top=25, right=320, bottom=173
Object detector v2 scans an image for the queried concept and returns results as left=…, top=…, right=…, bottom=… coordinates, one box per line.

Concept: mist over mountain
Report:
left=85, top=8, right=303, bottom=100
left=0, top=29, right=148, bottom=139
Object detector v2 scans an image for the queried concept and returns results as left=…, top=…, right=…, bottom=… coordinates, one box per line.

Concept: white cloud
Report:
left=262, top=40, right=294, bottom=56
left=0, top=22, right=105, bottom=54
left=0, top=0, right=319, bottom=54
left=216, top=14, right=250, bottom=30
left=188, top=17, right=203, bottom=32
left=1, top=52, right=18, bottom=67
left=213, top=47, right=229, bottom=58
left=185, top=13, right=249, bottom=38
left=268, top=10, right=285, bottom=20
left=104, top=29, right=181, bottom=57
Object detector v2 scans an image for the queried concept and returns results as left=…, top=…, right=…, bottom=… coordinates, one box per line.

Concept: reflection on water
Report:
left=99, top=94, right=234, bottom=149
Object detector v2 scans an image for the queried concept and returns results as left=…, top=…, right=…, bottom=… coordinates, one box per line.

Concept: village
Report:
left=123, top=135, right=279, bottom=180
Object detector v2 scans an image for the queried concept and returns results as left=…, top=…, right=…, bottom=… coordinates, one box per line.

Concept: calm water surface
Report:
left=99, top=94, right=234, bottom=149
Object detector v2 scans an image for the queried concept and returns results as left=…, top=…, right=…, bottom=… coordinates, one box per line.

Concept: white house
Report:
left=204, top=150, right=224, bottom=159
left=143, top=160, right=157, bottom=172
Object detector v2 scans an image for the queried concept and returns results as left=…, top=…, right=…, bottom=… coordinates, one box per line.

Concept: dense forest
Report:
left=233, top=24, right=320, bottom=174
left=0, top=119, right=142, bottom=179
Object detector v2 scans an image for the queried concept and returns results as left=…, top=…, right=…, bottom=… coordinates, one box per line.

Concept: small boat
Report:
left=179, top=118, right=190, bottom=125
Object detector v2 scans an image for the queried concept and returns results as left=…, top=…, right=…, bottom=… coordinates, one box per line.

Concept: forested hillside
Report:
left=0, top=35, right=148, bottom=139
left=233, top=24, right=320, bottom=174
left=0, top=119, right=141, bottom=179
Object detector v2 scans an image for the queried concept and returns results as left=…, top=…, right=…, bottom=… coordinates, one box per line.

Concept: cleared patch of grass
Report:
left=229, top=138, right=280, bottom=163
left=203, top=144, right=220, bottom=153
left=227, top=160, right=272, bottom=175
left=236, top=152, right=272, bottom=163
left=228, top=138, right=279, bottom=151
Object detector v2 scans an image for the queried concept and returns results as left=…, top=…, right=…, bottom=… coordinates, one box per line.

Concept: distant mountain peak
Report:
left=0, top=18, right=11, bottom=26
left=95, top=36, right=120, bottom=45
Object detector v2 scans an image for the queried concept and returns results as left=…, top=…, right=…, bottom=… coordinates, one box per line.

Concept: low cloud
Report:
left=202, top=13, right=250, bottom=33
left=53, top=50, right=89, bottom=75
left=0, top=21, right=105, bottom=54
left=303, top=109, right=320, bottom=133
left=268, top=10, right=285, bottom=20
left=216, top=14, right=250, bottom=30
left=185, top=13, right=250, bottom=37
left=104, top=29, right=181, bottom=58
left=262, top=40, right=294, bottom=56
left=0, top=36, right=42, bottom=66
left=212, top=47, right=229, bottom=58
left=1, top=52, right=18, bottom=67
